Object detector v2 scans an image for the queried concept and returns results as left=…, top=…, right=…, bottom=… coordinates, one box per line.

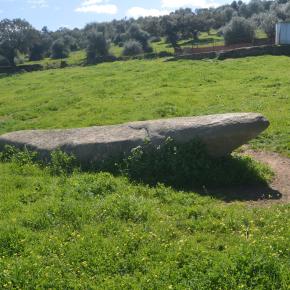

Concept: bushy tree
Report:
left=86, top=31, right=110, bottom=64
left=51, top=39, right=70, bottom=59
left=247, top=0, right=265, bottom=16
left=223, top=17, right=255, bottom=45
left=261, top=13, right=278, bottom=39
left=127, top=24, right=152, bottom=52
left=122, top=40, right=143, bottom=56
left=29, top=43, right=45, bottom=61
left=0, top=18, right=36, bottom=66
left=239, top=3, right=251, bottom=17
left=161, top=16, right=179, bottom=47
left=222, top=7, right=235, bottom=23
left=29, top=30, right=51, bottom=61
left=283, top=2, right=290, bottom=21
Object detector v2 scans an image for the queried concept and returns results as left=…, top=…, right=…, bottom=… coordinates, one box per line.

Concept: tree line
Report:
left=1, top=0, right=290, bottom=66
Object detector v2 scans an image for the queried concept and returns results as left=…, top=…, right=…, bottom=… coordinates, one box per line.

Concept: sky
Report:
left=0, top=0, right=226, bottom=30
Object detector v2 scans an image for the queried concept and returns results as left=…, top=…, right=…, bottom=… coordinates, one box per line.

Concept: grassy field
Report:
left=0, top=160, right=289, bottom=289
left=1, top=56, right=289, bottom=156
left=0, top=55, right=289, bottom=289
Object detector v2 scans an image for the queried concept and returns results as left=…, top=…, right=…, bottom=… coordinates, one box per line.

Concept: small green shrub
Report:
left=0, top=145, right=38, bottom=166
left=119, top=138, right=272, bottom=190
left=0, top=146, right=77, bottom=175
left=49, top=150, right=77, bottom=175
left=122, top=40, right=143, bottom=56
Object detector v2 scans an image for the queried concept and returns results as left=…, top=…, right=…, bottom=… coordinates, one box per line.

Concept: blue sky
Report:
left=0, top=0, right=225, bottom=30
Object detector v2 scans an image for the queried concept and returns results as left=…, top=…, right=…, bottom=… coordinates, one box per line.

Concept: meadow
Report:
left=0, top=55, right=289, bottom=289
left=1, top=56, right=289, bottom=156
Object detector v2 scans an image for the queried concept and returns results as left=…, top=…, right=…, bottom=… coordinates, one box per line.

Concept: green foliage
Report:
left=120, top=138, right=272, bottom=190
left=0, top=18, right=36, bottom=66
left=0, top=146, right=77, bottom=175
left=0, top=141, right=273, bottom=190
left=122, top=40, right=143, bottom=56
left=261, top=12, right=278, bottom=39
left=127, top=24, right=152, bottom=53
left=224, top=17, right=256, bottom=45
left=51, top=39, right=70, bottom=59
left=0, top=160, right=289, bottom=288
left=0, top=145, right=38, bottom=166
left=29, top=43, right=46, bottom=61
left=86, top=31, right=110, bottom=64
left=161, top=16, right=179, bottom=47
left=49, top=150, right=77, bottom=175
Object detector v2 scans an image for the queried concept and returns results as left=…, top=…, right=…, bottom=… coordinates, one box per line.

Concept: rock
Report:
left=0, top=113, right=269, bottom=164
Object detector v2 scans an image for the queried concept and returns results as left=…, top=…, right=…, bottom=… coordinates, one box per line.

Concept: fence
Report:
left=169, top=44, right=290, bottom=61
left=175, top=38, right=274, bottom=55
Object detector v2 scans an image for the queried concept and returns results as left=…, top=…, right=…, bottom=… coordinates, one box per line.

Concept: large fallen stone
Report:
left=0, top=113, right=269, bottom=164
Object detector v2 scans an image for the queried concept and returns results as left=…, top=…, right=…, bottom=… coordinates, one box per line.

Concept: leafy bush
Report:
left=0, top=145, right=38, bottom=166
left=0, top=146, right=77, bottom=175
left=49, top=150, right=77, bottom=175
left=51, top=39, right=70, bottom=59
left=119, top=138, right=272, bottom=190
left=223, top=17, right=255, bottom=45
left=122, top=40, right=143, bottom=56
left=86, top=31, right=110, bottom=64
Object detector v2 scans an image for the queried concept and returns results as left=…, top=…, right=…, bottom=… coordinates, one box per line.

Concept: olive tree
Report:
left=0, top=18, right=36, bottom=66
left=223, top=17, right=255, bottom=45
left=261, top=13, right=278, bottom=40
left=127, top=24, right=152, bottom=53
left=86, top=31, right=110, bottom=64
left=51, top=39, right=70, bottom=59
left=122, top=40, right=143, bottom=56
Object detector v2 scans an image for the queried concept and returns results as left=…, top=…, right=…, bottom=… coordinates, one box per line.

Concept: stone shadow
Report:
left=196, top=184, right=282, bottom=202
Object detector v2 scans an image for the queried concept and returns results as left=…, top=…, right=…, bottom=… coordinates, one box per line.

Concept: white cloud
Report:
left=75, top=0, right=118, bottom=14
left=27, top=0, right=48, bottom=8
left=127, top=7, right=171, bottom=18
left=82, top=0, right=105, bottom=5
left=162, top=0, right=219, bottom=9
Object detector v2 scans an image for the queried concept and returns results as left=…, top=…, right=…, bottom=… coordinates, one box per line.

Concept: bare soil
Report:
left=206, top=150, right=290, bottom=204
left=244, top=150, right=290, bottom=204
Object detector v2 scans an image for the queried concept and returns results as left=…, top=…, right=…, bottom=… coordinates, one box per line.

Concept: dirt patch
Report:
left=206, top=150, right=290, bottom=204
left=244, top=150, right=290, bottom=204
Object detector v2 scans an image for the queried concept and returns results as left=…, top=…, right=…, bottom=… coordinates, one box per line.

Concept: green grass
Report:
left=0, top=161, right=289, bottom=289
left=26, top=50, right=86, bottom=67
left=1, top=55, right=289, bottom=156
left=0, top=55, right=289, bottom=288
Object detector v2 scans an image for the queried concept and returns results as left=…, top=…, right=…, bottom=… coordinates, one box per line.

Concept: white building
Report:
left=276, top=22, right=290, bottom=45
